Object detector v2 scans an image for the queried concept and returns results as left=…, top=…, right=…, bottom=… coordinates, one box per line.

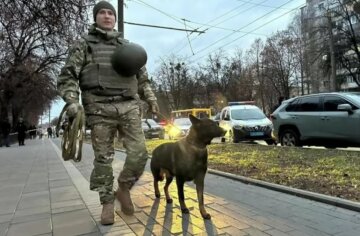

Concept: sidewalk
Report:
left=0, top=139, right=359, bottom=236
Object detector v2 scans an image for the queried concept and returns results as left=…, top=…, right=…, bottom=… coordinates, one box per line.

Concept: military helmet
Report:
left=111, top=42, right=147, bottom=77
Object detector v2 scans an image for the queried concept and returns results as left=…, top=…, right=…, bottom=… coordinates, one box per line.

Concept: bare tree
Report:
left=154, top=56, right=194, bottom=110
left=0, top=0, right=95, bottom=124
left=262, top=31, right=299, bottom=99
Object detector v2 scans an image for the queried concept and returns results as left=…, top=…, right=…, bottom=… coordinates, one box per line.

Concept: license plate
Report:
left=250, top=132, right=264, bottom=137
left=151, top=132, right=159, bottom=135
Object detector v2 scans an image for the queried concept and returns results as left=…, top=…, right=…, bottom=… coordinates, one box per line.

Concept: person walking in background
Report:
left=272, top=96, right=285, bottom=113
left=47, top=126, right=53, bottom=138
left=16, top=118, right=26, bottom=146
left=0, top=118, right=11, bottom=147
left=57, top=1, right=159, bottom=225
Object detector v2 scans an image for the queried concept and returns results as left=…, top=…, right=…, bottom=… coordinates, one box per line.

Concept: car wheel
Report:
left=280, top=129, right=300, bottom=147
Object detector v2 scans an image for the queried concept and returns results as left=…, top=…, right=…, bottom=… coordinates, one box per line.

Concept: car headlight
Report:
left=233, top=125, right=243, bottom=130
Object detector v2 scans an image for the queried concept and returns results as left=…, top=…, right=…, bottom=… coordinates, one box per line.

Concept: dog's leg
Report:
left=164, top=176, right=173, bottom=203
left=176, top=177, right=189, bottom=214
left=154, top=179, right=160, bottom=198
left=194, top=175, right=211, bottom=219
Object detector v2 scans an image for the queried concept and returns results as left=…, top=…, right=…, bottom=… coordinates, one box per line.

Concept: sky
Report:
left=47, top=0, right=306, bottom=124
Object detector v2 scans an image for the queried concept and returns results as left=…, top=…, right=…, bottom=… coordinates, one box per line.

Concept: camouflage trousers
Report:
left=85, top=99, right=148, bottom=204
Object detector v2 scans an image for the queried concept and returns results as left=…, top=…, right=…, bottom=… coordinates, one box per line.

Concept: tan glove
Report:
left=148, top=100, right=159, bottom=114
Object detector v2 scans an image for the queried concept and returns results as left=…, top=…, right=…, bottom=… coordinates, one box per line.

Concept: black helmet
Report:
left=111, top=42, right=147, bottom=77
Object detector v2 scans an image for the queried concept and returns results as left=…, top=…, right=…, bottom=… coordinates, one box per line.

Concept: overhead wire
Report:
left=188, top=2, right=306, bottom=63
left=183, top=0, right=299, bottom=60
left=130, top=0, right=196, bottom=30
left=169, top=0, right=271, bottom=54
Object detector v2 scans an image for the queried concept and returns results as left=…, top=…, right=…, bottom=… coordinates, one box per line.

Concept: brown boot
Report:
left=101, top=203, right=114, bottom=225
left=116, top=182, right=134, bottom=215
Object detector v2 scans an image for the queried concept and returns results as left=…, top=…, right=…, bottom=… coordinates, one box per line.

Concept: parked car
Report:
left=219, top=102, right=275, bottom=144
left=141, top=119, right=165, bottom=139
left=168, top=117, right=192, bottom=140
left=271, top=92, right=360, bottom=148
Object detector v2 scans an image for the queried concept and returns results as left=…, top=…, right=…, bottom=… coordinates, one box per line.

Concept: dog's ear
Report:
left=189, top=114, right=200, bottom=124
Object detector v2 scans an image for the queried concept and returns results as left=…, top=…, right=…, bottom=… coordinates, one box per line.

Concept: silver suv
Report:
left=219, top=102, right=275, bottom=144
left=271, top=92, right=360, bottom=148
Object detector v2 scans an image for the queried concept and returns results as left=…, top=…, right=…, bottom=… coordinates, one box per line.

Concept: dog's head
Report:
left=188, top=114, right=226, bottom=145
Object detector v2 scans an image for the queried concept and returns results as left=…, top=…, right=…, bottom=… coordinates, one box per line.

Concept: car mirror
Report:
left=224, top=115, right=230, bottom=121
left=338, top=104, right=353, bottom=114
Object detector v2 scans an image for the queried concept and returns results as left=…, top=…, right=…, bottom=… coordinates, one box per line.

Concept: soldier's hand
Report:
left=66, top=103, right=81, bottom=118
left=148, top=101, right=159, bottom=114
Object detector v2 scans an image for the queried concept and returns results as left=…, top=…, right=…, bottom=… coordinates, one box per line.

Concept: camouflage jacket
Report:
left=57, top=24, right=157, bottom=105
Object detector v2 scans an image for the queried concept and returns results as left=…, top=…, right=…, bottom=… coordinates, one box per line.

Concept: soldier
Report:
left=57, top=1, right=158, bottom=225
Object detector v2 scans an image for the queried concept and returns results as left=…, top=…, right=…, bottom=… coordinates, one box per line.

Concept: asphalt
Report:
left=0, top=138, right=359, bottom=236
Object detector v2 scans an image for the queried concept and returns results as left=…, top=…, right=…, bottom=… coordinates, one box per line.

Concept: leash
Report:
left=56, top=103, right=85, bottom=162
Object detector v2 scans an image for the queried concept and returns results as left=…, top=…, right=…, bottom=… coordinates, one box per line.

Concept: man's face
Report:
left=95, top=9, right=116, bottom=31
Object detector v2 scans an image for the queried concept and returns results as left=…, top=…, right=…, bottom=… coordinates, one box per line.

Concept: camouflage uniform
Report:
left=57, top=25, right=157, bottom=204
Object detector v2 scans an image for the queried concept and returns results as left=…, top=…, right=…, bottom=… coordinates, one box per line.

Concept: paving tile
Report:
left=51, top=199, right=85, bottom=209
left=13, top=206, right=50, bottom=218
left=0, top=222, right=9, bottom=236
left=23, top=183, right=49, bottom=194
left=49, top=179, right=74, bottom=188
left=51, top=204, right=86, bottom=214
left=11, top=212, right=50, bottom=224
left=0, top=199, right=20, bottom=215
left=128, top=223, right=153, bottom=236
left=243, top=227, right=271, bottom=236
left=50, top=189, right=80, bottom=202
left=17, top=191, right=50, bottom=209
left=6, top=218, right=51, bottom=236
left=0, top=214, right=13, bottom=224
left=52, top=209, right=98, bottom=236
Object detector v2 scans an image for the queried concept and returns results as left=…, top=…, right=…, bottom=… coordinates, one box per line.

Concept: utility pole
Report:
left=118, top=0, right=124, bottom=38
left=327, top=11, right=337, bottom=92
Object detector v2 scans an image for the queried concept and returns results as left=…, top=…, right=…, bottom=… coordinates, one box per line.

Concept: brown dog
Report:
left=150, top=114, right=226, bottom=219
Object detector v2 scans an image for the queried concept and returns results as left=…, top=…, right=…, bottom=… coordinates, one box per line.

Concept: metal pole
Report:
left=118, top=0, right=124, bottom=38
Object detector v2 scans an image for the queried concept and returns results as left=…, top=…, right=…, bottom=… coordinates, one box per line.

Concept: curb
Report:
left=114, top=148, right=360, bottom=213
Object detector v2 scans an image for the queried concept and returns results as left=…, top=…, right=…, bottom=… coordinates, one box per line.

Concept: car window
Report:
left=285, top=99, right=300, bottom=111
left=288, top=96, right=321, bottom=112
left=231, top=108, right=266, bottom=120
left=173, top=118, right=191, bottom=126
left=323, top=96, right=357, bottom=111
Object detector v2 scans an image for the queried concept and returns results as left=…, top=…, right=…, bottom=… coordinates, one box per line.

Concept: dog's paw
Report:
left=202, top=213, right=211, bottom=220
left=181, top=208, right=189, bottom=214
left=166, top=198, right=173, bottom=204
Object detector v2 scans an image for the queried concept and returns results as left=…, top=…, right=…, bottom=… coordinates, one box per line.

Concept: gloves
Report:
left=66, top=103, right=81, bottom=118
left=148, top=100, right=159, bottom=114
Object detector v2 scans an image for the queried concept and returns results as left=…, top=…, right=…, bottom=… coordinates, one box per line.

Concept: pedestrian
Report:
left=16, top=118, right=26, bottom=146
left=272, top=96, right=285, bottom=113
left=57, top=1, right=159, bottom=225
left=0, top=118, right=11, bottom=147
left=47, top=126, right=53, bottom=138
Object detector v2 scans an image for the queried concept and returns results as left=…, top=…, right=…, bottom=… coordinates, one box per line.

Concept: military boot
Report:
left=116, top=182, right=134, bottom=215
left=101, top=203, right=114, bottom=225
